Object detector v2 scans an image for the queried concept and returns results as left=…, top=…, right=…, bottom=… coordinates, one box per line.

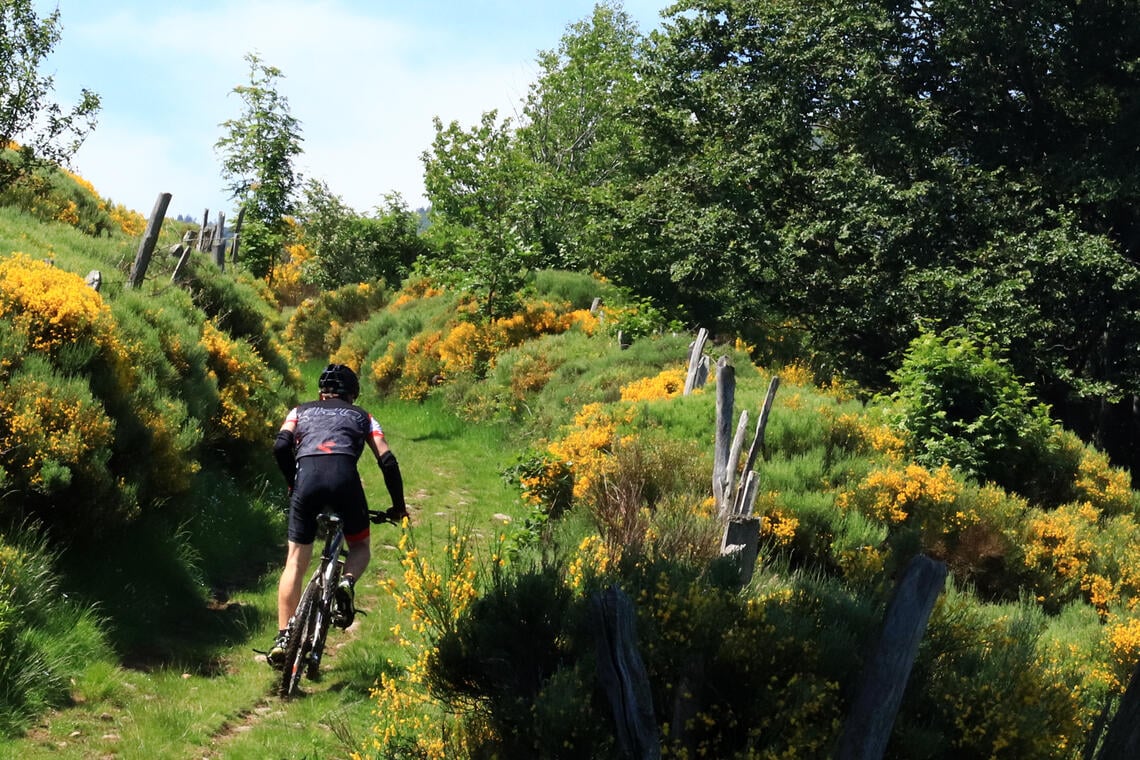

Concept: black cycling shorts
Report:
left=288, top=455, right=370, bottom=545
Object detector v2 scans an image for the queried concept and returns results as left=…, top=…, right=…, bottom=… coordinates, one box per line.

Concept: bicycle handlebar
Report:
left=368, top=509, right=398, bottom=525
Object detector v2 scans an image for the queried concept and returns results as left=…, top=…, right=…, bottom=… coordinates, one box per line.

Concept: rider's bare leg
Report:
left=278, top=541, right=314, bottom=630
left=344, top=537, right=370, bottom=582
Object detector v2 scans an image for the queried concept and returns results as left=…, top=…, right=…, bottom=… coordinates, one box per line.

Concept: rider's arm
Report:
left=367, top=427, right=406, bottom=514
left=274, top=415, right=298, bottom=490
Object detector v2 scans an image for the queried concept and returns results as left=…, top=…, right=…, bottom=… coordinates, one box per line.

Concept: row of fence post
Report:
left=128, top=192, right=242, bottom=288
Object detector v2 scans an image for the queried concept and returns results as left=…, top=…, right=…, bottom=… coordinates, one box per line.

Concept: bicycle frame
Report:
left=280, top=513, right=347, bottom=698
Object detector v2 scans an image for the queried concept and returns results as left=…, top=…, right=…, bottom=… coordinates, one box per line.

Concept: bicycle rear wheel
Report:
left=280, top=582, right=318, bottom=698
left=306, top=559, right=341, bottom=681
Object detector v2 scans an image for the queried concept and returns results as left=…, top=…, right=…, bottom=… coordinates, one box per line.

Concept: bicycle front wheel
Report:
left=280, top=582, right=318, bottom=698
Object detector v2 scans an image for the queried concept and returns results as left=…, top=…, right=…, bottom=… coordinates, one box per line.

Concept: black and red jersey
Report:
left=284, top=398, right=383, bottom=460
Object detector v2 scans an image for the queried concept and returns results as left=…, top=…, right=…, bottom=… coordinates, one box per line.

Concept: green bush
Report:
left=181, top=257, right=295, bottom=381
left=901, top=590, right=1089, bottom=759
left=889, top=329, right=1071, bottom=501
left=524, top=269, right=619, bottom=310
left=283, top=279, right=389, bottom=360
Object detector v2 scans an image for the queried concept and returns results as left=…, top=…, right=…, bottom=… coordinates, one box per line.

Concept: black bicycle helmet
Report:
left=318, top=363, right=360, bottom=399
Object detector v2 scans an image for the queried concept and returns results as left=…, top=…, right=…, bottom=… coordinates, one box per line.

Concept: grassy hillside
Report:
left=3, top=178, right=1140, bottom=757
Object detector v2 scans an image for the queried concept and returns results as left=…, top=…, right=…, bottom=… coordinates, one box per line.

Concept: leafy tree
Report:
left=215, top=53, right=303, bottom=280
left=422, top=111, right=537, bottom=318
left=0, top=1, right=100, bottom=191
left=622, top=1, right=1140, bottom=450
left=515, top=2, right=646, bottom=272
left=295, top=180, right=427, bottom=289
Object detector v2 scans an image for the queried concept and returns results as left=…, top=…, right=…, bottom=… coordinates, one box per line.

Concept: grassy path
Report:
left=1, top=396, right=524, bottom=760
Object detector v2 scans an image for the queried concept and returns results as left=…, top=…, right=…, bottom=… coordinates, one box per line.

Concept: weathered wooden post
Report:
left=592, top=586, right=660, bottom=760
left=720, top=516, right=761, bottom=586
left=724, top=409, right=749, bottom=509
left=127, top=192, right=172, bottom=289
left=230, top=206, right=245, bottom=266
left=212, top=212, right=226, bottom=269
left=198, top=209, right=210, bottom=251
left=713, top=357, right=736, bottom=515
left=734, top=376, right=780, bottom=514
left=684, top=328, right=710, bottom=395
left=835, top=555, right=948, bottom=760
left=1097, top=662, right=1140, bottom=759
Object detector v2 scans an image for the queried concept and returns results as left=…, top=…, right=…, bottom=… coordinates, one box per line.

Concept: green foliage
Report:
left=422, top=111, right=538, bottom=319
left=180, top=256, right=296, bottom=382
left=902, top=590, right=1088, bottom=759
left=889, top=329, right=1074, bottom=502
left=0, top=162, right=116, bottom=235
left=216, top=52, right=303, bottom=280
left=0, top=1, right=100, bottom=192
left=295, top=181, right=427, bottom=290
left=514, top=3, right=646, bottom=273
left=284, top=279, right=390, bottom=360
left=0, top=525, right=110, bottom=737
left=429, top=564, right=609, bottom=758
left=523, top=269, right=621, bottom=310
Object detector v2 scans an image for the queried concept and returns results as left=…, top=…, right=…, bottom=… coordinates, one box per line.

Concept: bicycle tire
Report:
left=306, top=560, right=341, bottom=681
left=280, top=581, right=318, bottom=698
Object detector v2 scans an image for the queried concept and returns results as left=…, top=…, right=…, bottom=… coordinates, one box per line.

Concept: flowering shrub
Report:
left=271, top=240, right=315, bottom=306
left=837, top=462, right=961, bottom=529
left=0, top=358, right=114, bottom=498
left=909, top=592, right=1091, bottom=758
left=0, top=253, right=119, bottom=355
left=284, top=280, right=387, bottom=359
left=620, top=367, right=687, bottom=403
left=360, top=526, right=480, bottom=760
left=1022, top=503, right=1140, bottom=616
left=199, top=320, right=282, bottom=444
left=546, top=402, right=618, bottom=501
left=1073, top=447, right=1135, bottom=516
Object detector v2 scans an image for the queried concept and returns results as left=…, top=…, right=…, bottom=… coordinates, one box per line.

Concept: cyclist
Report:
left=266, top=363, right=408, bottom=668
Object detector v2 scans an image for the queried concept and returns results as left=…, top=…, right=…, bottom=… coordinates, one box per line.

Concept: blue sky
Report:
left=35, top=1, right=667, bottom=220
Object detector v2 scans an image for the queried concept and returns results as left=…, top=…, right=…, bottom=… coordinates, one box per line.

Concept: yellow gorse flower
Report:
left=620, top=367, right=687, bottom=403
left=0, top=252, right=117, bottom=354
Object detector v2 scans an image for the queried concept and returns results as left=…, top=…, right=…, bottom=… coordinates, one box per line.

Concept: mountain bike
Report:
left=279, top=508, right=395, bottom=698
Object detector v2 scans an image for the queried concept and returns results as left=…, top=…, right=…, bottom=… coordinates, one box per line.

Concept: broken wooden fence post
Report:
left=212, top=212, right=226, bottom=269
left=835, top=555, right=948, bottom=760
left=725, top=409, right=749, bottom=510
left=592, top=586, right=660, bottom=760
left=198, top=209, right=210, bottom=250
left=720, top=516, right=761, bottom=587
left=733, top=376, right=780, bottom=514
left=713, top=357, right=735, bottom=516
left=127, top=192, right=172, bottom=289
left=230, top=206, right=245, bottom=265
left=684, top=328, right=710, bottom=395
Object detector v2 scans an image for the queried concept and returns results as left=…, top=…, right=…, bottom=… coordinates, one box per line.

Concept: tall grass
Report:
left=0, top=524, right=111, bottom=736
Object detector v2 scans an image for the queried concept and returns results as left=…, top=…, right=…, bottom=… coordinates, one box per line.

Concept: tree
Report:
left=295, top=180, right=428, bottom=290
left=421, top=111, right=537, bottom=319
left=515, top=2, right=646, bottom=272
left=622, top=0, right=1140, bottom=469
left=0, top=1, right=100, bottom=190
left=215, top=53, right=303, bottom=280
